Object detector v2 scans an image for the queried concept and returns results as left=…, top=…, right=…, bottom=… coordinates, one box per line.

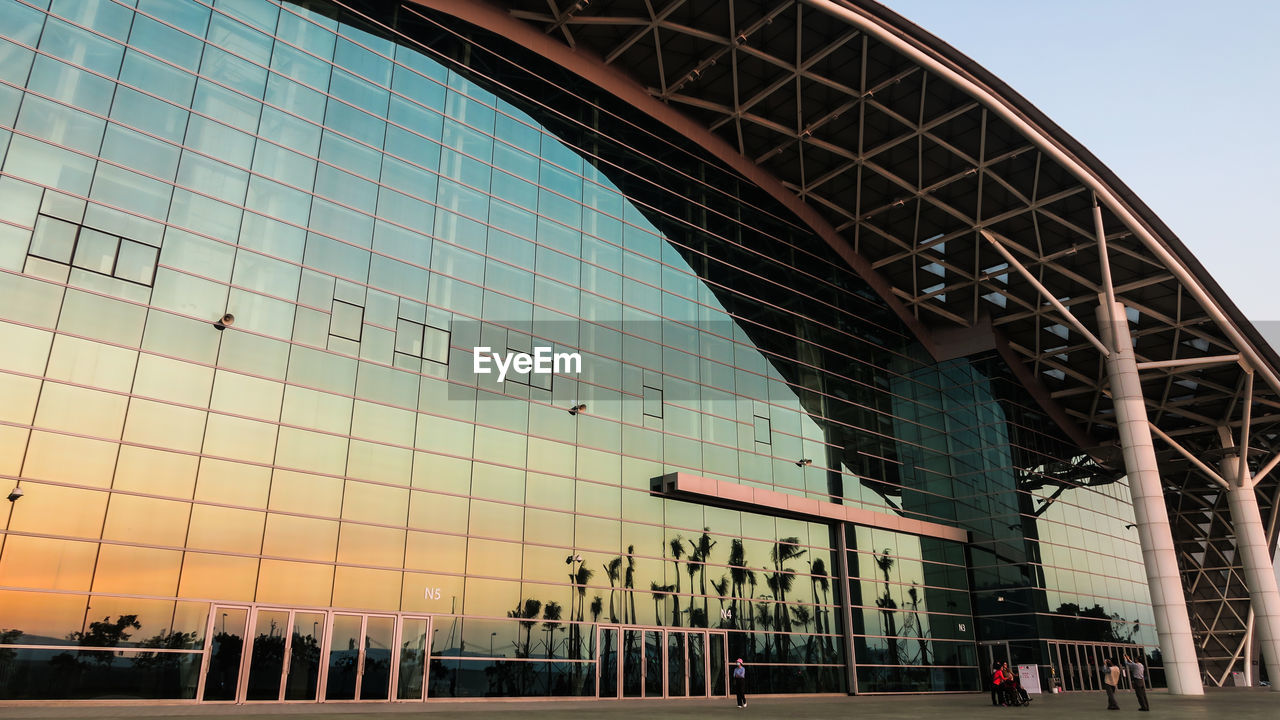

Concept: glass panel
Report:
left=597, top=627, right=617, bottom=698
left=244, top=609, right=288, bottom=701
left=202, top=607, right=247, bottom=701
left=667, top=631, right=686, bottom=697
left=325, top=614, right=361, bottom=700
left=622, top=628, right=642, bottom=697
left=285, top=612, right=324, bottom=701
left=688, top=632, right=706, bottom=696
left=644, top=630, right=662, bottom=697
left=360, top=616, right=394, bottom=700
left=397, top=617, right=429, bottom=700
left=709, top=633, right=726, bottom=696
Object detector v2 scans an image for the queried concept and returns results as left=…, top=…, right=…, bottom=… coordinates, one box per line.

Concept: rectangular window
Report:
left=753, top=413, right=771, bottom=445
left=27, top=213, right=157, bottom=287
left=643, top=384, right=662, bottom=418
left=329, top=299, right=364, bottom=342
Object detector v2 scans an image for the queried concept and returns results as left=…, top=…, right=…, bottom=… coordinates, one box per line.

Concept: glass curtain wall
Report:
left=0, top=0, right=1157, bottom=700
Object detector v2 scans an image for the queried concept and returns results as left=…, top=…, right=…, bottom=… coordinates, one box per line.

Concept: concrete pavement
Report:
left=1, top=689, right=1275, bottom=719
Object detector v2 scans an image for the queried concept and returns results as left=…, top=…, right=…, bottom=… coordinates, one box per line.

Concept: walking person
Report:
left=1123, top=653, right=1150, bottom=712
left=733, top=658, right=747, bottom=708
left=1104, top=657, right=1121, bottom=710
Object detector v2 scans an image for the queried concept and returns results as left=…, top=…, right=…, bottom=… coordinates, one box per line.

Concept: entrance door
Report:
left=598, top=626, right=619, bottom=698
left=395, top=616, right=431, bottom=701
left=242, top=608, right=326, bottom=702
left=708, top=632, right=727, bottom=696
left=201, top=605, right=249, bottom=702
left=324, top=613, right=396, bottom=701
left=596, top=627, right=729, bottom=699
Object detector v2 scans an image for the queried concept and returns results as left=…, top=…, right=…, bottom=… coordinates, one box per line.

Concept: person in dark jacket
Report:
left=733, top=658, right=747, bottom=708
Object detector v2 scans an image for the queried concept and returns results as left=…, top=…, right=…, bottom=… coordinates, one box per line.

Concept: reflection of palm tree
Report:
left=771, top=538, right=806, bottom=660
left=711, top=576, right=730, bottom=627
left=650, top=582, right=673, bottom=627
left=874, top=549, right=899, bottom=664
left=570, top=565, right=593, bottom=660
left=668, top=537, right=685, bottom=627
left=811, top=558, right=834, bottom=664
left=542, top=602, right=562, bottom=693
left=588, top=596, right=603, bottom=660
left=690, top=529, right=717, bottom=626
left=603, top=557, right=622, bottom=623
left=685, top=547, right=700, bottom=627
left=507, top=599, right=542, bottom=658
left=729, top=540, right=753, bottom=632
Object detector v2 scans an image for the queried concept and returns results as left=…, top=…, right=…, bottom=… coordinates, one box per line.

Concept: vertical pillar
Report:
left=835, top=524, right=859, bottom=694
left=1097, top=301, right=1203, bottom=694
left=1220, top=448, right=1280, bottom=691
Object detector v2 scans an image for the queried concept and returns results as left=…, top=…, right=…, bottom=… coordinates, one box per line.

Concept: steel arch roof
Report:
left=414, top=0, right=1279, bottom=682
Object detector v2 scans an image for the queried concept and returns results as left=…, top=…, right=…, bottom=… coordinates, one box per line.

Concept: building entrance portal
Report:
left=197, top=605, right=432, bottom=704
left=597, top=625, right=727, bottom=699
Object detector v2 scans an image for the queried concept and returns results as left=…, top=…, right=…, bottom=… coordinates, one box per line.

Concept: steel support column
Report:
left=1097, top=300, right=1203, bottom=694
left=835, top=525, right=859, bottom=695
left=1219, top=442, right=1280, bottom=691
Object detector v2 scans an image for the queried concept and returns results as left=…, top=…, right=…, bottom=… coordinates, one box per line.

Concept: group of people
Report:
left=991, top=654, right=1150, bottom=711
left=989, top=661, right=1032, bottom=706
left=1103, top=653, right=1151, bottom=711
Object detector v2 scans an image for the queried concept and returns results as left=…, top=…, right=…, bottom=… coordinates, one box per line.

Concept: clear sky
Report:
left=877, top=1, right=1280, bottom=327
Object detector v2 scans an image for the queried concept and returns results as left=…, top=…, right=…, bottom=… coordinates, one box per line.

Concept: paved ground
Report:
left=0, top=689, right=1275, bottom=719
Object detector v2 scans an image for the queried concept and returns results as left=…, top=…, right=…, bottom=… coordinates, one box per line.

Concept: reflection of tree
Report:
left=507, top=598, right=542, bottom=658
left=650, top=582, right=673, bottom=627
left=602, top=556, right=622, bottom=624
left=1051, top=602, right=1132, bottom=643
left=68, top=614, right=142, bottom=667
left=568, top=564, right=593, bottom=660
left=711, top=576, right=730, bottom=627
left=204, top=630, right=243, bottom=700
left=874, top=549, right=900, bottom=665
left=728, top=540, right=754, bottom=635
left=689, top=529, right=717, bottom=627
left=0, top=629, right=23, bottom=683
left=770, top=538, right=806, bottom=661
left=132, top=629, right=201, bottom=694
left=667, top=538, right=684, bottom=627
left=811, top=558, right=835, bottom=663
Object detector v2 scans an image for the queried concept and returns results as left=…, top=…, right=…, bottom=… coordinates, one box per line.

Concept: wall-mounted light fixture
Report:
left=568, top=404, right=587, bottom=415
left=795, top=458, right=812, bottom=467
left=7, top=484, right=22, bottom=503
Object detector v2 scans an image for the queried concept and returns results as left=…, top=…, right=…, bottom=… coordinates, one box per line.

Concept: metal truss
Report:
left=479, top=0, right=1280, bottom=683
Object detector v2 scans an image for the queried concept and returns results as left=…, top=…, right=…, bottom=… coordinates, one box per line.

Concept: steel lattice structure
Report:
left=411, top=0, right=1280, bottom=685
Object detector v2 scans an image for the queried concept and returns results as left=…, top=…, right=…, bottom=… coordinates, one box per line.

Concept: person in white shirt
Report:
left=1104, top=658, right=1121, bottom=710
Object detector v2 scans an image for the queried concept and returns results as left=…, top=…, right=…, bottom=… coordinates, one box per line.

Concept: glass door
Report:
left=598, top=626, right=619, bottom=698
left=667, top=631, right=686, bottom=696
left=244, top=609, right=289, bottom=701
left=284, top=611, right=325, bottom=701
left=688, top=632, right=706, bottom=696
left=324, top=613, right=396, bottom=701
left=201, top=606, right=248, bottom=702
left=622, top=629, right=643, bottom=697
left=396, top=616, right=431, bottom=701
left=709, top=632, right=727, bottom=696
left=644, top=630, right=663, bottom=697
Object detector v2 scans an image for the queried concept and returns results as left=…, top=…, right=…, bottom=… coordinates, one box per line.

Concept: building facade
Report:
left=1, top=0, right=1272, bottom=704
